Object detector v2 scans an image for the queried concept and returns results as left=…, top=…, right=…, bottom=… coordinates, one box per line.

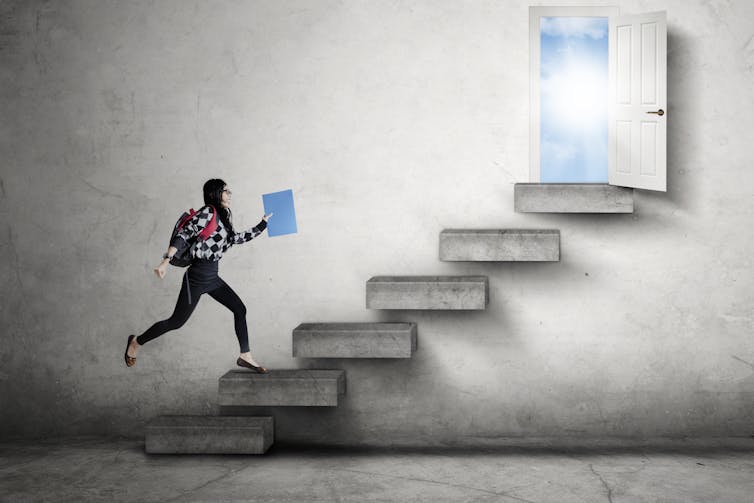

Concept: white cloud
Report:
left=541, top=138, right=577, bottom=164
left=541, top=17, right=608, bottom=40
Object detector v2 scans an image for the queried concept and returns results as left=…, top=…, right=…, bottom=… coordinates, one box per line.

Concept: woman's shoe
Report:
left=124, top=335, right=136, bottom=367
left=236, top=357, right=268, bottom=374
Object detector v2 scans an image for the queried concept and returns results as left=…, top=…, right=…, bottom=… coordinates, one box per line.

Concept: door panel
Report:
left=616, top=121, right=632, bottom=173
left=640, top=122, right=657, bottom=176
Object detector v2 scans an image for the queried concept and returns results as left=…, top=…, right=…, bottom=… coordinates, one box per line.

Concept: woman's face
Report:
left=221, top=186, right=232, bottom=209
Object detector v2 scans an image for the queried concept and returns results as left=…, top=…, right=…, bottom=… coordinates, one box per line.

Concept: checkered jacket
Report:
left=170, top=206, right=267, bottom=262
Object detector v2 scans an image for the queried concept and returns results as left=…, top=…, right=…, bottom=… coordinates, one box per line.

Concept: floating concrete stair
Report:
left=366, top=276, right=488, bottom=310
left=293, top=322, right=417, bottom=358
left=440, top=229, right=560, bottom=262
left=514, top=183, right=633, bottom=213
left=218, top=369, right=346, bottom=407
left=145, top=415, right=273, bottom=454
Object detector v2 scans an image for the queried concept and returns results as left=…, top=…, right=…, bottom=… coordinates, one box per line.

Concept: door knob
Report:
left=646, top=109, right=665, bottom=116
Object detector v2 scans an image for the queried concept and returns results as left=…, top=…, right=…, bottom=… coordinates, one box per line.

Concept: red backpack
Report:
left=168, top=205, right=218, bottom=267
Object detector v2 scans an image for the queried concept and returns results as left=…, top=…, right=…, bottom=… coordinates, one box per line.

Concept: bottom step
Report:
left=145, top=415, right=273, bottom=454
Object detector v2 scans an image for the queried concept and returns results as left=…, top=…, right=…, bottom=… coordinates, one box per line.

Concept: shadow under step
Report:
left=440, top=229, right=560, bottom=261
left=366, top=276, right=488, bottom=310
left=145, top=415, right=273, bottom=454
left=293, top=322, right=417, bottom=358
left=218, top=369, right=346, bottom=407
left=514, top=183, right=633, bottom=213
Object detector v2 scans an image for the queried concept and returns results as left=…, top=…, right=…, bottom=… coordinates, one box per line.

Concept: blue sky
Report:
left=540, top=17, right=609, bottom=183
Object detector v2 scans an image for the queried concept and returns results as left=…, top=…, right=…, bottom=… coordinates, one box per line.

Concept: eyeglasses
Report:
left=222, top=189, right=232, bottom=196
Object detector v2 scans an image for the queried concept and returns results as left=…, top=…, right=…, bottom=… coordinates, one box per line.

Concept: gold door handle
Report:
left=646, top=109, right=665, bottom=116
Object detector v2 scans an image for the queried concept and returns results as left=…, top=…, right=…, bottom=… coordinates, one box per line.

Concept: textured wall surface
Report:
left=1, top=0, right=753, bottom=444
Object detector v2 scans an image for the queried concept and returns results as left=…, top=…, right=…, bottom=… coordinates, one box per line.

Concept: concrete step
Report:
left=366, top=276, right=488, bottom=310
left=514, top=183, right=634, bottom=213
left=145, top=415, right=273, bottom=454
left=218, top=369, right=346, bottom=407
left=293, top=322, right=417, bottom=358
left=440, top=229, right=560, bottom=261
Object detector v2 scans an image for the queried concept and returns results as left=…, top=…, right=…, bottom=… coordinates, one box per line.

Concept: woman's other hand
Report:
left=263, top=213, right=273, bottom=222
left=154, top=260, right=169, bottom=279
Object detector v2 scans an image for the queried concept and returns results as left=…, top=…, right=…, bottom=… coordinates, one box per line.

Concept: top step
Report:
left=514, top=183, right=633, bottom=213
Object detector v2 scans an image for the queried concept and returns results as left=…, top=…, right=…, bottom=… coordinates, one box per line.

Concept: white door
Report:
left=608, top=11, right=667, bottom=191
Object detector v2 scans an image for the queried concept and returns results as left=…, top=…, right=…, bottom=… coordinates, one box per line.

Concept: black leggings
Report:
left=136, top=274, right=251, bottom=353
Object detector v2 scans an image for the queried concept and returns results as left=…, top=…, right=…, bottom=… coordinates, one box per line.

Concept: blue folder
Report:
left=262, top=189, right=297, bottom=237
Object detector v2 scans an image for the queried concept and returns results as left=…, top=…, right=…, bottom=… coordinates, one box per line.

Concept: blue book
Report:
left=262, top=189, right=297, bottom=237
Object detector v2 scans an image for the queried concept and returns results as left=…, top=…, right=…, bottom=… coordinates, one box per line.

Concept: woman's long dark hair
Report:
left=203, top=178, right=234, bottom=234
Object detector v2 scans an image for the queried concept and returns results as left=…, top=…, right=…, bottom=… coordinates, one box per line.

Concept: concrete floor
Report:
left=1, top=438, right=754, bottom=502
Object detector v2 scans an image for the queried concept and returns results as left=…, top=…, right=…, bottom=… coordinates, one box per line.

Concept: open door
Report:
left=608, top=11, right=667, bottom=191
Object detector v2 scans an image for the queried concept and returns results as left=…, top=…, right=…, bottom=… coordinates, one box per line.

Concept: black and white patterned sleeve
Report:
left=171, top=206, right=215, bottom=248
left=231, top=219, right=268, bottom=245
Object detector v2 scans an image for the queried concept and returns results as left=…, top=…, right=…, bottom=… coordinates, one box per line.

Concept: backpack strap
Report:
left=175, top=209, right=196, bottom=233
left=197, top=205, right=218, bottom=241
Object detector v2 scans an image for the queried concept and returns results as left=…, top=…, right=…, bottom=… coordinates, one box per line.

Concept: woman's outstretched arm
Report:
left=231, top=213, right=273, bottom=245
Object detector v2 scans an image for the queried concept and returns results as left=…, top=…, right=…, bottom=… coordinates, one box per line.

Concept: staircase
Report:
left=145, top=184, right=631, bottom=453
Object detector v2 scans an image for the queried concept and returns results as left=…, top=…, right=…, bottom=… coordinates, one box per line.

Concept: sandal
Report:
left=124, top=335, right=136, bottom=367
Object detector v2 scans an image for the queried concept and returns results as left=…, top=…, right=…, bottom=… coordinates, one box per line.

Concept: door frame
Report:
left=529, top=6, right=620, bottom=183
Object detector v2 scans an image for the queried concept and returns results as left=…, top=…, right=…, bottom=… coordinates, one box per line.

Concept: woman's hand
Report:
left=154, top=247, right=177, bottom=278
left=263, top=213, right=273, bottom=222
left=154, top=259, right=169, bottom=279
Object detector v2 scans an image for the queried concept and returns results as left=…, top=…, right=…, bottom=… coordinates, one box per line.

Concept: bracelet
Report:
left=162, top=253, right=173, bottom=261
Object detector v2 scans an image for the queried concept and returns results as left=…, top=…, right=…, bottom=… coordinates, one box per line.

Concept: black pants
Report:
left=136, top=261, right=250, bottom=353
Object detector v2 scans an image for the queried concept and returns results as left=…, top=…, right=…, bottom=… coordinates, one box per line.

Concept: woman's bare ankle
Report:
left=239, top=352, right=259, bottom=365
left=128, top=338, right=140, bottom=356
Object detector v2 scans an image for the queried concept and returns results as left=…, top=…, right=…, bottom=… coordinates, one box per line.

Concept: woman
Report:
left=124, top=179, right=272, bottom=373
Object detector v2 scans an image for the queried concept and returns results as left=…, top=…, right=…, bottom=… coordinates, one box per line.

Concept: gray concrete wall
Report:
left=1, top=0, right=753, bottom=444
